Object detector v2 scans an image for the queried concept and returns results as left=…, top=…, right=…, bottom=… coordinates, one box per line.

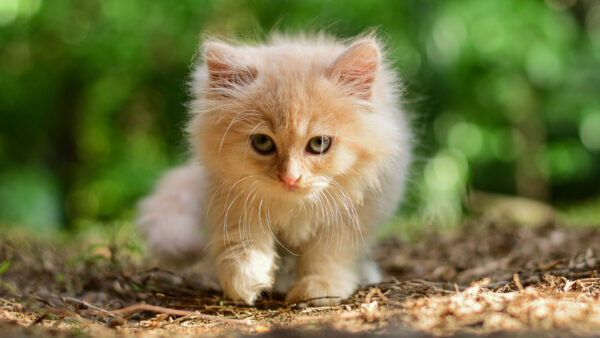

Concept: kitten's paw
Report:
left=223, top=278, right=271, bottom=305
left=218, top=247, right=275, bottom=305
left=285, top=275, right=356, bottom=306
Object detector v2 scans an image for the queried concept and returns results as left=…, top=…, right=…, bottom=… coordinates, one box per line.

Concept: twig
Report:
left=482, top=280, right=512, bottom=290
left=80, top=303, right=251, bottom=326
left=375, top=288, right=390, bottom=303
left=40, top=307, right=97, bottom=325
left=365, top=288, right=377, bottom=304
left=405, top=279, right=467, bottom=292
left=169, top=312, right=197, bottom=325
left=63, top=297, right=115, bottom=317
left=365, top=287, right=389, bottom=304
left=513, top=273, right=524, bottom=292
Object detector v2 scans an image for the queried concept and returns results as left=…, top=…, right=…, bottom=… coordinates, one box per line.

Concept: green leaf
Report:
left=0, top=261, right=10, bottom=276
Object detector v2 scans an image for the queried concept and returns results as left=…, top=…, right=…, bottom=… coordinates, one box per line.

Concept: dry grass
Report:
left=1, top=218, right=600, bottom=337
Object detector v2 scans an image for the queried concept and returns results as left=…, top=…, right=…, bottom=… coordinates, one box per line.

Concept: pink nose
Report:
left=279, top=174, right=301, bottom=187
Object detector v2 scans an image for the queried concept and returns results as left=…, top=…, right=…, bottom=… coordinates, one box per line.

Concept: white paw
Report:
left=218, top=247, right=275, bottom=305
left=359, top=259, right=382, bottom=285
left=285, top=275, right=356, bottom=306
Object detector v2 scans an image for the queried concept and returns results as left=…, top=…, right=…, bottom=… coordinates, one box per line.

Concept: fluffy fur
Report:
left=137, top=33, right=411, bottom=305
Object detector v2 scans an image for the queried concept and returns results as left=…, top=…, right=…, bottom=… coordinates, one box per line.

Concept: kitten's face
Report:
left=228, top=86, right=359, bottom=198
left=192, top=39, right=394, bottom=201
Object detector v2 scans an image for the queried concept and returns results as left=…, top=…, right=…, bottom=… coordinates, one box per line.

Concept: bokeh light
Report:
left=580, top=110, right=600, bottom=152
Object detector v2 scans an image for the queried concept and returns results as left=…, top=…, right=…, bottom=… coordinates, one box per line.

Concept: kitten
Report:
left=137, top=33, right=411, bottom=306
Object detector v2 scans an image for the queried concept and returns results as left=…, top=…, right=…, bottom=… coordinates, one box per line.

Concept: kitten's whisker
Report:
left=313, top=192, right=327, bottom=248
left=232, top=188, right=249, bottom=251
left=218, top=115, right=245, bottom=157
left=327, top=183, right=356, bottom=248
left=292, top=203, right=304, bottom=218
left=238, top=182, right=257, bottom=252
left=321, top=187, right=343, bottom=253
left=330, top=187, right=349, bottom=252
left=224, top=176, right=254, bottom=206
left=215, top=109, right=263, bottom=125
left=306, top=198, right=325, bottom=252
left=204, top=179, right=228, bottom=228
left=330, top=180, right=367, bottom=253
left=330, top=185, right=359, bottom=249
left=217, top=113, right=264, bottom=158
left=316, top=190, right=334, bottom=251
left=257, top=199, right=267, bottom=235
left=222, top=193, right=239, bottom=248
left=222, top=176, right=254, bottom=248
left=266, top=205, right=299, bottom=256
left=244, top=185, right=259, bottom=249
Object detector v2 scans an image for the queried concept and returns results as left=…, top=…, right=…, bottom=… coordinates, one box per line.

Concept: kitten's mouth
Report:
left=276, top=180, right=309, bottom=194
left=282, top=184, right=301, bottom=192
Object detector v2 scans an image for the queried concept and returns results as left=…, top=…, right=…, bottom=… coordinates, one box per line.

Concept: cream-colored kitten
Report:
left=137, top=34, right=411, bottom=306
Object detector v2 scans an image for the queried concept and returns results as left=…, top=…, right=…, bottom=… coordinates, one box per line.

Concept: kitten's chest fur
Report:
left=270, top=203, right=321, bottom=249
left=207, top=187, right=335, bottom=249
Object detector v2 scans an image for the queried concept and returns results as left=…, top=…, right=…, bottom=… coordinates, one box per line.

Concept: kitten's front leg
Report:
left=214, top=233, right=276, bottom=305
left=285, top=234, right=360, bottom=306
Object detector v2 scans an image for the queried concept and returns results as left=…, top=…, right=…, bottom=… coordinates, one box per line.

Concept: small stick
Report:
left=40, top=308, right=97, bottom=325
left=169, top=312, right=197, bottom=325
left=80, top=303, right=251, bottom=326
left=63, top=297, right=115, bottom=317
left=365, top=288, right=377, bottom=304
left=375, top=288, right=390, bottom=303
left=406, top=279, right=467, bottom=292
left=513, top=273, right=524, bottom=292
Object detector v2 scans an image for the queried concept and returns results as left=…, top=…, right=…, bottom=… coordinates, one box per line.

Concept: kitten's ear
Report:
left=327, top=39, right=380, bottom=100
left=204, top=42, right=257, bottom=92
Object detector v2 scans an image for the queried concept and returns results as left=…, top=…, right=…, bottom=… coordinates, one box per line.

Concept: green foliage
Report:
left=0, top=0, right=599, bottom=229
left=0, top=260, right=15, bottom=292
left=0, top=261, right=10, bottom=276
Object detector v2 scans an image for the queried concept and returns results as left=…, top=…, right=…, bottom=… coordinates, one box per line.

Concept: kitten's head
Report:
left=189, top=35, right=402, bottom=202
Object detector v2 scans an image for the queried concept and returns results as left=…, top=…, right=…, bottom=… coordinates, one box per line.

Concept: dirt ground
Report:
left=1, top=216, right=600, bottom=337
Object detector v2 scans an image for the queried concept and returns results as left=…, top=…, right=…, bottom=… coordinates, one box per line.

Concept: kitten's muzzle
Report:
left=279, top=174, right=301, bottom=188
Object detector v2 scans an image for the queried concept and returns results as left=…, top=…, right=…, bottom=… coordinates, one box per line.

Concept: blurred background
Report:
left=1, top=0, right=599, bottom=232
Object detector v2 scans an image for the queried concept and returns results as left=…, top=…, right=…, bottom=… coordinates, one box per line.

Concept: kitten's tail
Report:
left=136, top=162, right=207, bottom=267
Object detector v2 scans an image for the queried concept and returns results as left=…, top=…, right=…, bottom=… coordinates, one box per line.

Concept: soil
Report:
left=1, top=217, right=600, bottom=337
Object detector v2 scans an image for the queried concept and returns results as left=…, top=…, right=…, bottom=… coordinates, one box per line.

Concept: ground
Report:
left=1, top=215, right=600, bottom=337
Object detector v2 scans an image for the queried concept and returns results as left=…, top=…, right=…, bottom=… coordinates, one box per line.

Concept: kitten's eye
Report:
left=251, top=134, right=276, bottom=154
left=307, top=136, right=332, bottom=154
